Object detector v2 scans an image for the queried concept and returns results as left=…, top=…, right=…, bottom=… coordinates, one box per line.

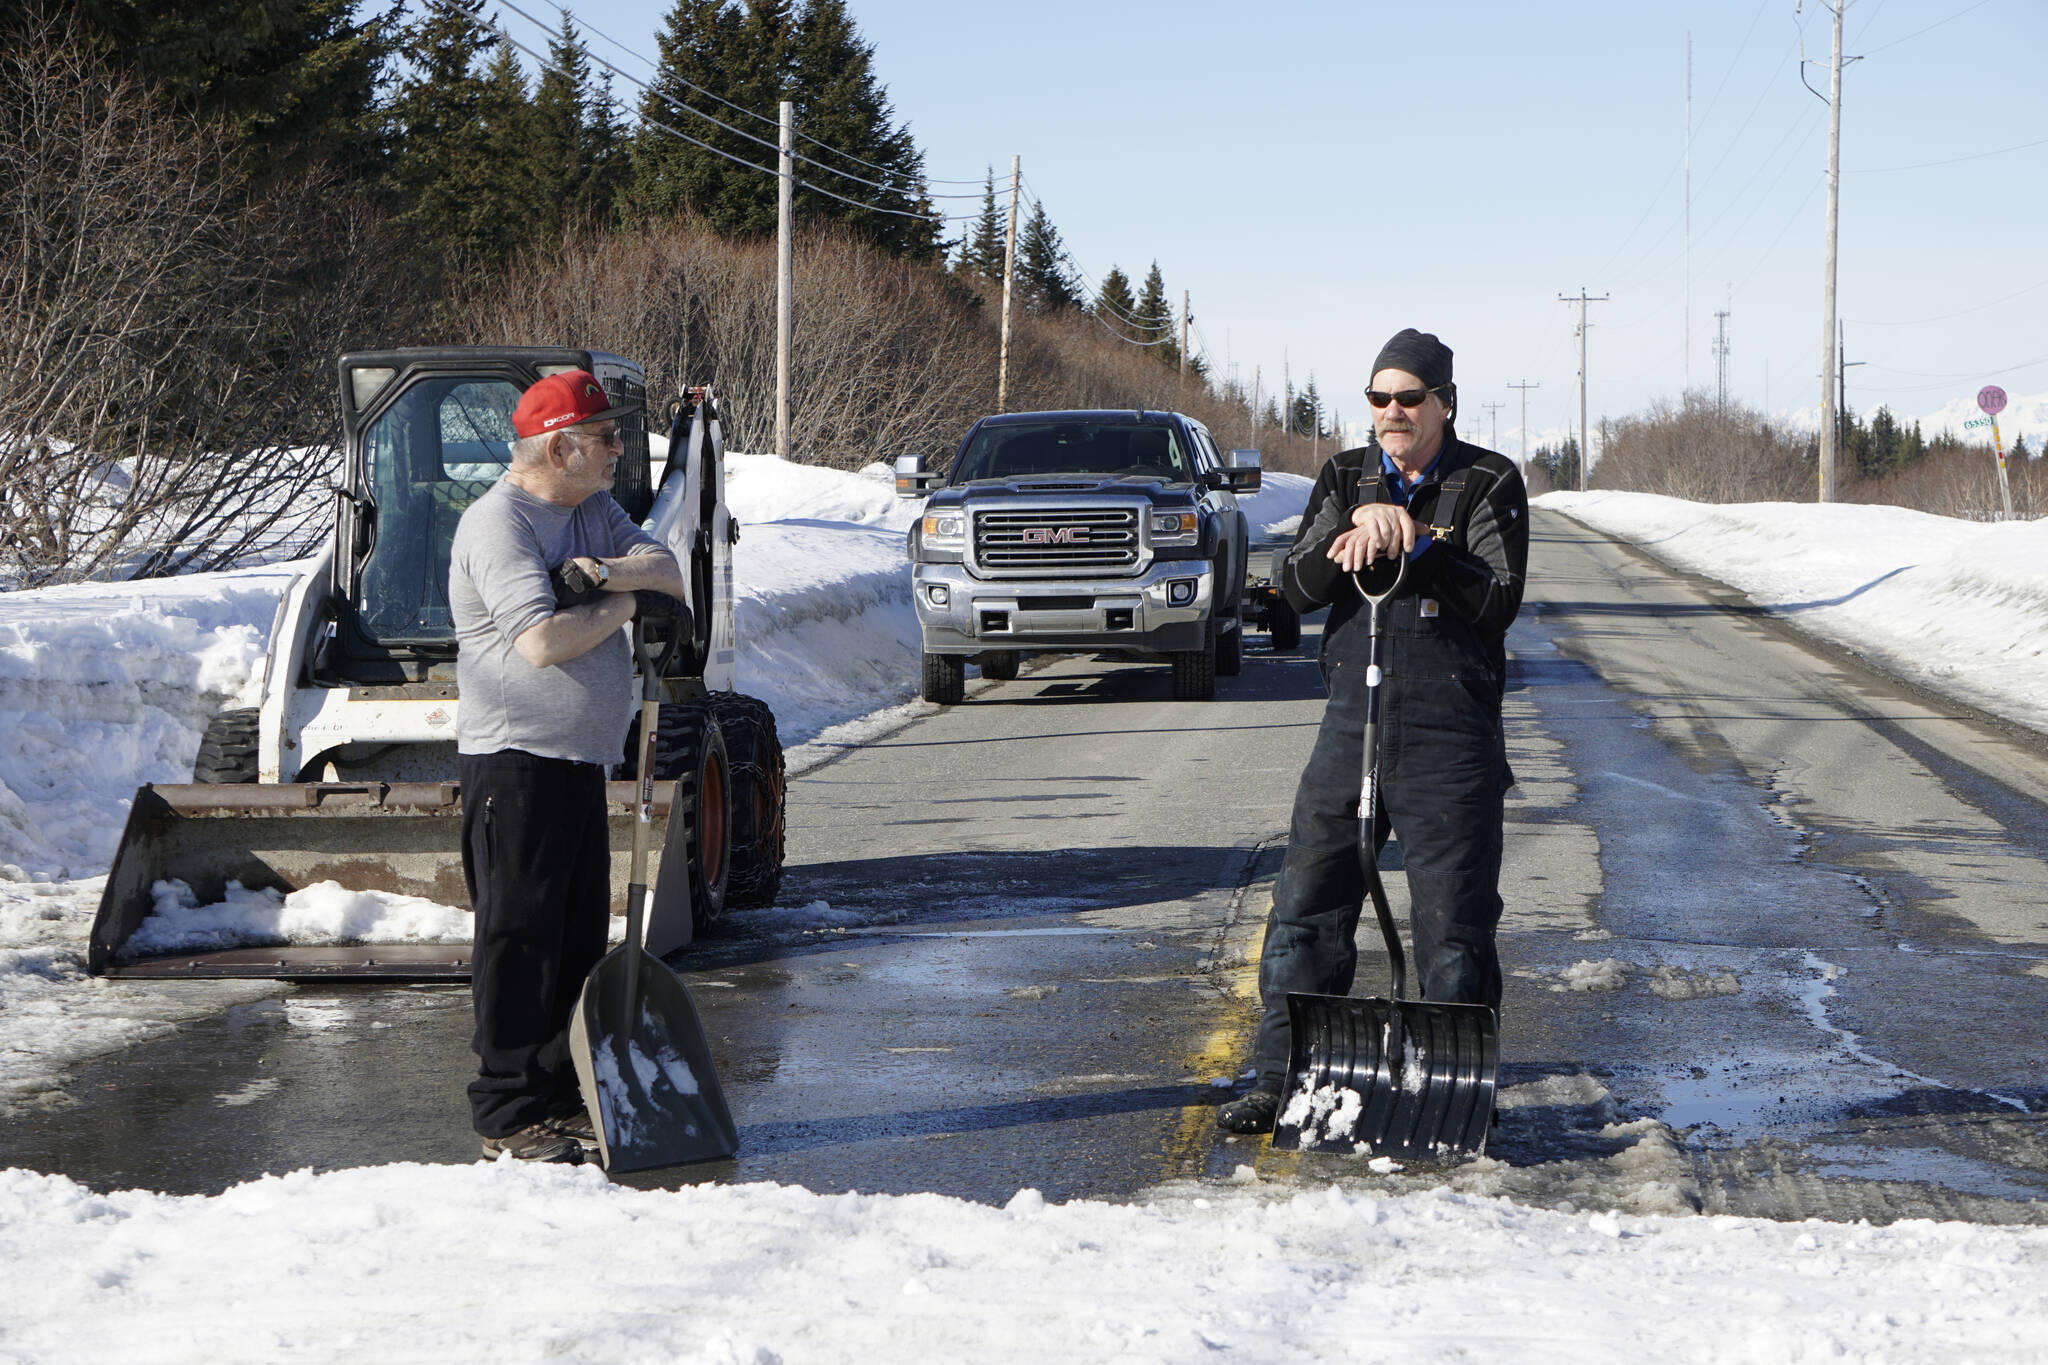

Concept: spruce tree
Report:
left=1094, top=266, right=1138, bottom=339
left=578, top=70, right=631, bottom=230
left=1133, top=262, right=1179, bottom=368
left=965, top=168, right=1006, bottom=280
left=630, top=0, right=938, bottom=254
left=530, top=9, right=593, bottom=240
left=629, top=0, right=751, bottom=227
left=1016, top=202, right=1082, bottom=314
left=386, top=7, right=522, bottom=271
left=62, top=0, right=390, bottom=187
left=791, top=0, right=937, bottom=257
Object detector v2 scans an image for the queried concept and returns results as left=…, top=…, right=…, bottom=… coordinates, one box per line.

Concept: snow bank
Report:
left=1, top=1161, right=2044, bottom=1364
left=0, top=570, right=289, bottom=880
left=1541, top=492, right=2048, bottom=736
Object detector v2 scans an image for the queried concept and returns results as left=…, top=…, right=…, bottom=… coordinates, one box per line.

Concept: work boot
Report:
left=1217, top=1087, right=1281, bottom=1134
left=542, top=1102, right=600, bottom=1153
left=481, top=1123, right=584, bottom=1164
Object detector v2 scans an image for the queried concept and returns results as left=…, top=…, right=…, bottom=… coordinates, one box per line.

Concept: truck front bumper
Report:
left=912, top=560, right=1214, bottom=656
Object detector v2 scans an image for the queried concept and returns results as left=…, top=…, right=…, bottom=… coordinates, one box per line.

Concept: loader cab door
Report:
left=347, top=375, right=519, bottom=659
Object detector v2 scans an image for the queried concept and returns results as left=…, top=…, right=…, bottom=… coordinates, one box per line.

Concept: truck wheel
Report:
left=922, top=652, right=965, bottom=705
left=622, top=704, right=731, bottom=931
left=708, top=692, right=785, bottom=910
left=978, top=651, right=1019, bottom=681
left=193, top=707, right=259, bottom=783
left=1172, top=632, right=1217, bottom=701
left=1215, top=619, right=1243, bottom=677
left=1269, top=597, right=1302, bottom=650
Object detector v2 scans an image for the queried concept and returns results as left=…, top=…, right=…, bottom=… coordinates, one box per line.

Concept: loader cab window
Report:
left=356, top=377, right=520, bottom=647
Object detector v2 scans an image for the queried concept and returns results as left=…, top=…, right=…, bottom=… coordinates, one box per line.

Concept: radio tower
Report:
left=1713, top=301, right=1731, bottom=409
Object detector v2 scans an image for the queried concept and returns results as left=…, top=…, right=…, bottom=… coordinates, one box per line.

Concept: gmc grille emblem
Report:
left=1019, top=526, right=1089, bottom=545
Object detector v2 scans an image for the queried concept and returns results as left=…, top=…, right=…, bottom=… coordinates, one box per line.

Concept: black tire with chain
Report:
left=707, top=692, right=785, bottom=909
left=621, top=703, right=731, bottom=931
left=193, top=707, right=260, bottom=783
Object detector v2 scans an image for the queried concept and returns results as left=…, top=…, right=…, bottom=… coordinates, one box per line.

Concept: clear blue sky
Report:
left=491, top=0, right=2047, bottom=455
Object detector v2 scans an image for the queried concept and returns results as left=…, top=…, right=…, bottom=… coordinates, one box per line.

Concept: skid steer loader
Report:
left=87, top=347, right=787, bottom=980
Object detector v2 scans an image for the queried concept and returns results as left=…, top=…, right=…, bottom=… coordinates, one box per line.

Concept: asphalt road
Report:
left=9, top=506, right=2048, bottom=1221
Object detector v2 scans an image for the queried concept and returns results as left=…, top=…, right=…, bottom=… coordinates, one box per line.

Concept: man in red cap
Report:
left=448, top=368, right=685, bottom=1162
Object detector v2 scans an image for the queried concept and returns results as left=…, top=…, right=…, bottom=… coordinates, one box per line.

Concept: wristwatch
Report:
left=591, top=560, right=610, bottom=588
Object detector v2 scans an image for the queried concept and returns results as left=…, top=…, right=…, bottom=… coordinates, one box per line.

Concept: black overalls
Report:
left=1250, top=437, right=1527, bottom=1093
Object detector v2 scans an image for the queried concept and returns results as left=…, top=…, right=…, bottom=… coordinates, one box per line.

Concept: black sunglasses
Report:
left=1365, top=385, right=1446, bottom=410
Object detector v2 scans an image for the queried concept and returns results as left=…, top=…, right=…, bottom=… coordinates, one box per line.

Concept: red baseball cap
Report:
left=512, top=369, right=641, bottom=438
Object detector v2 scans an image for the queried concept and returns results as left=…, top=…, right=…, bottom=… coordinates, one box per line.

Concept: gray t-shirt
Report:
left=449, top=479, right=663, bottom=765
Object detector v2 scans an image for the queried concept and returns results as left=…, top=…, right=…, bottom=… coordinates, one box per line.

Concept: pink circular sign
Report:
left=1978, top=385, right=2009, bottom=416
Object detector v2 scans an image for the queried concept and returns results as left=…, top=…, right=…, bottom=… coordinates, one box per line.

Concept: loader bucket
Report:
left=88, top=781, right=691, bottom=981
left=1272, top=992, right=1497, bottom=1159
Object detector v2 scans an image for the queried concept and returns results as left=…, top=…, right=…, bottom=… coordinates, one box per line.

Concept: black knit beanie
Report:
left=1370, top=328, right=1453, bottom=390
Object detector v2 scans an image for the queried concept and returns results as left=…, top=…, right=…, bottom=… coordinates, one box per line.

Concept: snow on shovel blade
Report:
left=1273, top=992, right=1497, bottom=1159
left=568, top=945, right=738, bottom=1172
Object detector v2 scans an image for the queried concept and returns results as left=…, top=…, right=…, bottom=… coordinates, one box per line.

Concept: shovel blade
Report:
left=1273, top=992, right=1498, bottom=1159
left=568, top=945, right=738, bottom=1172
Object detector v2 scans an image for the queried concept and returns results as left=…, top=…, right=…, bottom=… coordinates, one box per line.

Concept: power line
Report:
left=1860, top=0, right=1993, bottom=55
left=1849, top=135, right=2048, bottom=174
left=1847, top=277, right=2048, bottom=327
left=493, top=0, right=985, bottom=202
left=516, top=0, right=987, bottom=188
left=481, top=10, right=977, bottom=224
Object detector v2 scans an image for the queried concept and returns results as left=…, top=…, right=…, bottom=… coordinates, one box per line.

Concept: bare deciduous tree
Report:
left=1591, top=395, right=1813, bottom=503
left=0, top=20, right=406, bottom=587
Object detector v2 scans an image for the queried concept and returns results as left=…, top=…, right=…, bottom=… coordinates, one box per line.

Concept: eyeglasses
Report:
left=573, top=424, right=624, bottom=447
left=1365, top=386, right=1445, bottom=410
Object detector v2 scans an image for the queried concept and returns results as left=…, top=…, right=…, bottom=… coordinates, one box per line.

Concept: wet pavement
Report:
left=10, top=508, right=2048, bottom=1222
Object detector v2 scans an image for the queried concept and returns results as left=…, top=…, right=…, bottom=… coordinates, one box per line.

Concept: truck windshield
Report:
left=357, top=377, right=520, bottom=646
left=951, top=422, right=1193, bottom=484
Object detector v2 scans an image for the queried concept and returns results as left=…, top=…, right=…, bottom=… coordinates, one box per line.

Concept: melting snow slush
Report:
left=591, top=1003, right=701, bottom=1144
left=119, top=879, right=472, bottom=957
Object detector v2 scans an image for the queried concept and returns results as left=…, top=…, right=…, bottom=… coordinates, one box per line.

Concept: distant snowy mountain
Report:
left=1914, top=389, right=2046, bottom=449
left=1774, top=389, right=2045, bottom=451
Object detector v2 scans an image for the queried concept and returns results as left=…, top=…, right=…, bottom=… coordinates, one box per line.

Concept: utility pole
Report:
left=1482, top=401, right=1506, bottom=453
left=775, top=101, right=794, bottom=459
left=1685, top=33, right=1692, bottom=397
left=1251, top=366, right=1262, bottom=442
left=1509, top=380, right=1541, bottom=474
left=1559, top=289, right=1609, bottom=491
left=1179, top=291, right=1190, bottom=384
left=1811, top=0, right=1850, bottom=502
left=1713, top=303, right=1731, bottom=409
left=997, top=155, right=1020, bottom=412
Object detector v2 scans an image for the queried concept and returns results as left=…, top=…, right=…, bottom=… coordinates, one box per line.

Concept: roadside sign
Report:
left=1978, top=385, right=2008, bottom=416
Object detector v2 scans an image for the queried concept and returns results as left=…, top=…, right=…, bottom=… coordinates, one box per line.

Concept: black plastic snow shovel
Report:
left=1272, top=550, right=1498, bottom=1159
left=568, top=603, right=739, bottom=1172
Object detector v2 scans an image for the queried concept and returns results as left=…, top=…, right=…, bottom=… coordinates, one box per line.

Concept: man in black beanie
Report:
left=1220, top=327, right=1528, bottom=1133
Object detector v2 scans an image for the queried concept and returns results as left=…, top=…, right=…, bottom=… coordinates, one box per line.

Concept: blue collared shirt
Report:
left=1380, top=446, right=1444, bottom=560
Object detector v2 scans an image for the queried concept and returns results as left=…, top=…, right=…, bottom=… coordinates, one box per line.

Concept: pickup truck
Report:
left=896, top=408, right=1260, bottom=702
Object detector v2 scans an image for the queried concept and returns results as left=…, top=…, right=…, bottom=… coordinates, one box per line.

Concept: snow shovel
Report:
left=568, top=603, right=739, bottom=1172
left=1272, top=550, right=1498, bottom=1159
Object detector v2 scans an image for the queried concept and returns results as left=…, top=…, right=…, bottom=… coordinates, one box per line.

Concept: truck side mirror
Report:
left=894, top=452, right=940, bottom=498
left=1225, top=449, right=1264, bottom=493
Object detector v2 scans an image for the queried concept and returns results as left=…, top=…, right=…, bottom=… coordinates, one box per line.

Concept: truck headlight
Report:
left=921, top=513, right=965, bottom=550
left=1151, top=511, right=1197, bottom=545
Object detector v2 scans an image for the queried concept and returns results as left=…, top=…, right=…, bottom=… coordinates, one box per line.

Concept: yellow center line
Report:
left=1157, top=867, right=1284, bottom=1182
